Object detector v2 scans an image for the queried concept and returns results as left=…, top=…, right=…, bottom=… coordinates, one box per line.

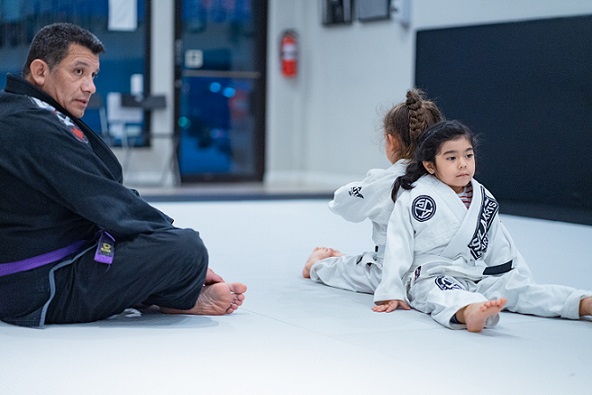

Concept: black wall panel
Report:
left=415, top=16, right=592, bottom=223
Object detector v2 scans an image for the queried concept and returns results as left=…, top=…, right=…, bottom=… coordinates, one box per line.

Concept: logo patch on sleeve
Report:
left=348, top=186, right=364, bottom=199
left=412, top=195, right=436, bottom=222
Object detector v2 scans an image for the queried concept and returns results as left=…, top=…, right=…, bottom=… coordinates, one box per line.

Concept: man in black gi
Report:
left=0, top=23, right=246, bottom=327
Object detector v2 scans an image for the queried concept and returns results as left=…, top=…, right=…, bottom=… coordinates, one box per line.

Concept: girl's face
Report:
left=423, top=136, right=475, bottom=193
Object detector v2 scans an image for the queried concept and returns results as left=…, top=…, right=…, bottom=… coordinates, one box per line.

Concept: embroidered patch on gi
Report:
left=30, top=97, right=89, bottom=144
left=435, top=276, right=463, bottom=291
left=348, top=186, right=364, bottom=199
left=468, top=186, right=499, bottom=260
left=412, top=195, right=436, bottom=222
left=54, top=111, right=89, bottom=144
left=69, top=126, right=88, bottom=143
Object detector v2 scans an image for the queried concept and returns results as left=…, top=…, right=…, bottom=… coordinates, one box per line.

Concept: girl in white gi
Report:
left=302, top=89, right=444, bottom=293
left=373, top=120, right=592, bottom=332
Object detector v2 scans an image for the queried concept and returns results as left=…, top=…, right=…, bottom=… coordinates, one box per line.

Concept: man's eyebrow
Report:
left=72, top=60, right=98, bottom=68
left=72, top=60, right=90, bottom=67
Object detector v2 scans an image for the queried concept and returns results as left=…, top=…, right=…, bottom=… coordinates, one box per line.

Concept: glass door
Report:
left=175, top=0, right=267, bottom=182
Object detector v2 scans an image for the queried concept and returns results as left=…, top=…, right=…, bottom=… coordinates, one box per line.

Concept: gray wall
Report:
left=264, top=0, right=592, bottom=190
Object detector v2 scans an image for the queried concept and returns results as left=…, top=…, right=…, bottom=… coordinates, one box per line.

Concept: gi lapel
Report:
left=439, top=178, right=484, bottom=260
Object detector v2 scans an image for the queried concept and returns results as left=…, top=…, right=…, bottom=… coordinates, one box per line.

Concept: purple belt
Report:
left=0, top=231, right=116, bottom=277
left=0, top=240, right=86, bottom=277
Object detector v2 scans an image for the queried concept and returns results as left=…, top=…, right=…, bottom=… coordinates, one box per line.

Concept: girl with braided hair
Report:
left=302, top=89, right=443, bottom=294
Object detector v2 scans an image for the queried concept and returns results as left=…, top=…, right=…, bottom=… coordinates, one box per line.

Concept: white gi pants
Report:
left=407, top=266, right=591, bottom=330
left=310, top=251, right=382, bottom=294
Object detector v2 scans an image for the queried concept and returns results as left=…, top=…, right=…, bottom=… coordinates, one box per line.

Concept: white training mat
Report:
left=1, top=199, right=591, bottom=394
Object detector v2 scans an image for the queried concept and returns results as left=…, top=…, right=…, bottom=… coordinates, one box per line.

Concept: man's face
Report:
left=39, top=43, right=100, bottom=118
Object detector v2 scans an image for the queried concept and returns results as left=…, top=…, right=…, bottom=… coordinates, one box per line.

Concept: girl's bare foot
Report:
left=161, top=282, right=247, bottom=316
left=456, top=298, right=507, bottom=332
left=302, top=247, right=343, bottom=278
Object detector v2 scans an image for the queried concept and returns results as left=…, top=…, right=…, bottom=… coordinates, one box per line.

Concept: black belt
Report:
left=483, top=260, right=512, bottom=275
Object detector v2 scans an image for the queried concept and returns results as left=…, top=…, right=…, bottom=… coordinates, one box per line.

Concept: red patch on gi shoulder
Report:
left=71, top=127, right=87, bottom=142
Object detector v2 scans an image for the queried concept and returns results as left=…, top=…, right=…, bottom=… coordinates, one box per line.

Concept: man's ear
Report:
left=423, top=161, right=435, bottom=175
left=28, top=59, right=49, bottom=86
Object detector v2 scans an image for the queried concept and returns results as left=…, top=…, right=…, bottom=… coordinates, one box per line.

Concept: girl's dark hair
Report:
left=391, top=120, right=477, bottom=202
left=383, top=88, right=444, bottom=160
left=23, top=23, right=105, bottom=76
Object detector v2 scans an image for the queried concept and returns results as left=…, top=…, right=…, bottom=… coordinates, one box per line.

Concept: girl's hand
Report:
left=372, top=299, right=410, bottom=313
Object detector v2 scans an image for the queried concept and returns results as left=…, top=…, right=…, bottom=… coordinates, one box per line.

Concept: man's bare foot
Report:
left=302, top=247, right=344, bottom=278
left=161, top=282, right=247, bottom=316
left=580, top=296, right=592, bottom=317
left=456, top=298, right=507, bottom=332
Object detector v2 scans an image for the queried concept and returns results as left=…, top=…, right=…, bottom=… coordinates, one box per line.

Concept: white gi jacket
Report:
left=374, top=175, right=521, bottom=303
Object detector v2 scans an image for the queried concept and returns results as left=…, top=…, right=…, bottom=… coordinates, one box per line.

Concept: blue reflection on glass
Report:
left=222, top=87, right=235, bottom=98
left=209, top=82, right=221, bottom=92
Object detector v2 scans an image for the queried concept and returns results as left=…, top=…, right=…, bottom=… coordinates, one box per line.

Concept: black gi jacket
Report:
left=0, top=74, right=174, bottom=264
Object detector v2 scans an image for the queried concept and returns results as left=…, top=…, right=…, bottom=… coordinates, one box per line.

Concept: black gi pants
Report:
left=0, top=228, right=208, bottom=326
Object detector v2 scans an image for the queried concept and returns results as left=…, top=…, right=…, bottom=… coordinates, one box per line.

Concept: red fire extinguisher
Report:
left=280, top=30, right=298, bottom=78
